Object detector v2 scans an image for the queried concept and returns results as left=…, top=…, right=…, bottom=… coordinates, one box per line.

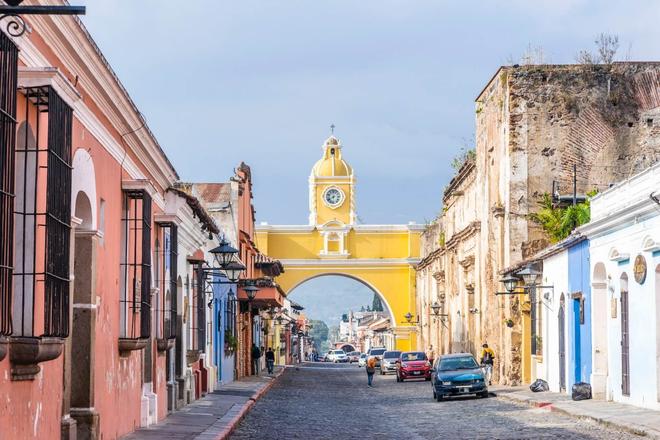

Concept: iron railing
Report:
left=0, top=31, right=17, bottom=338
left=119, top=190, right=152, bottom=339
left=14, top=86, right=72, bottom=338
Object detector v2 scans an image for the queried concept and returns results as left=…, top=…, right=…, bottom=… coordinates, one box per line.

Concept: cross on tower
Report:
left=330, top=124, right=335, bottom=135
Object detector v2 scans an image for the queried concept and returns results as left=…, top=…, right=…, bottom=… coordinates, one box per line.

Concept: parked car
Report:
left=357, top=353, right=368, bottom=367
left=396, top=351, right=431, bottom=382
left=319, top=351, right=332, bottom=362
left=380, top=350, right=402, bottom=375
left=367, top=347, right=387, bottom=367
left=327, top=349, right=348, bottom=363
left=347, top=351, right=361, bottom=363
left=430, top=353, right=488, bottom=401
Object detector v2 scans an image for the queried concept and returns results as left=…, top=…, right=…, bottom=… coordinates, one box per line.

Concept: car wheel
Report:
left=425, top=377, right=431, bottom=381
left=436, top=394, right=443, bottom=402
left=432, top=390, right=436, bottom=398
left=480, top=391, right=489, bottom=398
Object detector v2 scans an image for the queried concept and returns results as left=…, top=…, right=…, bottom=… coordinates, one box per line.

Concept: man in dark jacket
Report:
left=265, top=347, right=275, bottom=374
left=251, top=344, right=261, bottom=375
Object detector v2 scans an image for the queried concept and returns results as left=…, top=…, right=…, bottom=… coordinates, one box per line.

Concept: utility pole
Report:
left=573, top=164, right=577, bottom=206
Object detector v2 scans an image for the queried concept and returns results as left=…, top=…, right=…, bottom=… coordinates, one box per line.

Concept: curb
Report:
left=216, top=367, right=286, bottom=440
left=494, top=392, right=655, bottom=438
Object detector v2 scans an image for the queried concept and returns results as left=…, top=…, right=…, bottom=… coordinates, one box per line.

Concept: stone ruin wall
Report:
left=474, top=63, right=660, bottom=384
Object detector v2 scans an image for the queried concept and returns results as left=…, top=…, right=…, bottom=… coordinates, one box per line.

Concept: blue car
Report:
left=430, top=353, right=489, bottom=401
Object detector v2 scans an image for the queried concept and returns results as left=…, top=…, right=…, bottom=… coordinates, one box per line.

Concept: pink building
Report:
left=0, top=4, right=223, bottom=439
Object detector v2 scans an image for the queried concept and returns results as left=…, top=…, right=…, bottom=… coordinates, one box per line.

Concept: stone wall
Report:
left=474, top=62, right=660, bottom=384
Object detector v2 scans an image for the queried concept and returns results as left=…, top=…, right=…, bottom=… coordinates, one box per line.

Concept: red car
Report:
left=396, top=351, right=432, bottom=382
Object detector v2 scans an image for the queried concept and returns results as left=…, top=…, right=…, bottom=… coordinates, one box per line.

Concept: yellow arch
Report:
left=256, top=225, right=423, bottom=351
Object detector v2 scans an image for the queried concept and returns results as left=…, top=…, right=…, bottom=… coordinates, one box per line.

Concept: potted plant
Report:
left=224, top=331, right=238, bottom=353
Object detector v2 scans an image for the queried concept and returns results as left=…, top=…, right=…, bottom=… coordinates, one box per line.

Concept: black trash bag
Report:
left=572, top=382, right=592, bottom=401
left=530, top=379, right=549, bottom=392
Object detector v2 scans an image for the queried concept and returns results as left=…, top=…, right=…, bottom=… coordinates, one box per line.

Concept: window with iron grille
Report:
left=155, top=223, right=177, bottom=340
left=119, top=190, right=152, bottom=339
left=0, top=32, right=18, bottom=339
left=225, top=294, right=236, bottom=337
left=13, top=86, right=72, bottom=338
left=189, top=264, right=206, bottom=351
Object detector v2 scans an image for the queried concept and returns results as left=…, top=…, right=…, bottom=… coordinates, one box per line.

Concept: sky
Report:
left=78, top=0, right=660, bottom=226
left=288, top=276, right=378, bottom=327
left=77, top=1, right=660, bottom=322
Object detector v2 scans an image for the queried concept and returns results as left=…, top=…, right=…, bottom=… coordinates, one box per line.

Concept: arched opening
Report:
left=74, top=191, right=93, bottom=230
left=620, top=272, right=630, bottom=397
left=287, top=274, right=394, bottom=356
left=591, top=262, right=608, bottom=398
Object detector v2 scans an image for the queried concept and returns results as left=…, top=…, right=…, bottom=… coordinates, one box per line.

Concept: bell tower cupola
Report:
left=308, top=134, right=356, bottom=226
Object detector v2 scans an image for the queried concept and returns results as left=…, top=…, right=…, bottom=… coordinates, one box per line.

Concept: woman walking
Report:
left=366, top=356, right=377, bottom=387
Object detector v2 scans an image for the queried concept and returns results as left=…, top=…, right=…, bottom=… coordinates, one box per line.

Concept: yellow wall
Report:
left=315, top=182, right=352, bottom=225
left=256, top=227, right=422, bottom=352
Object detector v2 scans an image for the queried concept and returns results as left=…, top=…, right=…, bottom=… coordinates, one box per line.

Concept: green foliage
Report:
left=371, top=293, right=384, bottom=312
left=224, top=331, right=238, bottom=351
left=438, top=231, right=446, bottom=247
left=308, top=320, right=329, bottom=347
left=451, top=148, right=476, bottom=171
left=529, top=192, right=594, bottom=243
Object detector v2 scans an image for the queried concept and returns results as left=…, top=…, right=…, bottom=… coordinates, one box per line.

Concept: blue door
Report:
left=573, top=297, right=581, bottom=383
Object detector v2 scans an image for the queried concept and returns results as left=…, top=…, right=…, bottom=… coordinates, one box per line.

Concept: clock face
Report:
left=324, top=187, right=343, bottom=207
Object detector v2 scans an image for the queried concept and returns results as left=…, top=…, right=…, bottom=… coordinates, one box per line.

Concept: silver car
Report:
left=380, top=350, right=402, bottom=375
left=357, top=353, right=368, bottom=367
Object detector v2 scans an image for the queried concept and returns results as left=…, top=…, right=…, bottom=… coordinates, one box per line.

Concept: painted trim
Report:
left=280, top=258, right=420, bottom=267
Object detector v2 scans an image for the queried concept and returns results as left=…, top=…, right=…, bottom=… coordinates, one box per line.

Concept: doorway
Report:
left=558, top=294, right=566, bottom=392
left=620, top=273, right=630, bottom=396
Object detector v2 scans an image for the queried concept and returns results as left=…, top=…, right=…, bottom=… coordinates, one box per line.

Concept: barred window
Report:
left=0, top=32, right=18, bottom=339
left=155, top=223, right=177, bottom=340
left=190, top=265, right=206, bottom=351
left=13, top=87, right=72, bottom=338
left=119, top=190, right=152, bottom=339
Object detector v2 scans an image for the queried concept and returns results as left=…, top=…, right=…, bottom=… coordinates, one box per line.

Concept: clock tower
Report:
left=308, top=135, right=356, bottom=226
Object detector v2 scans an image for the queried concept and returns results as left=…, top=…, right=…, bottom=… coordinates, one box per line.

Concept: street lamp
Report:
left=0, top=1, right=86, bottom=38
left=517, top=265, right=542, bottom=287
left=210, top=238, right=239, bottom=267
left=243, top=284, right=259, bottom=301
left=499, top=274, right=520, bottom=294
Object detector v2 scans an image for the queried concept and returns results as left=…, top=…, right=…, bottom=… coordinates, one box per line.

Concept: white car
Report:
left=357, top=353, right=368, bottom=367
left=327, top=349, right=348, bottom=363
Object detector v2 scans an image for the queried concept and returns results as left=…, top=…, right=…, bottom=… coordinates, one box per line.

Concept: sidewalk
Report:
left=122, top=367, right=284, bottom=440
left=492, top=386, right=660, bottom=439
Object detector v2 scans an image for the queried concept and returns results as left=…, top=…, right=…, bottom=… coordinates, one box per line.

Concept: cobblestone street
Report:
left=230, top=364, right=637, bottom=440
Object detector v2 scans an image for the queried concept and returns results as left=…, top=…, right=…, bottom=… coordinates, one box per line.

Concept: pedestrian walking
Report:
left=265, top=347, right=275, bottom=374
left=425, top=344, right=435, bottom=365
left=480, top=343, right=495, bottom=385
left=251, top=343, right=261, bottom=375
left=366, top=356, right=377, bottom=387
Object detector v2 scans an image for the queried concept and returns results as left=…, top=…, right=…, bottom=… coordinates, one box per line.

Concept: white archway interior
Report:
left=591, top=262, right=608, bottom=398
left=287, top=273, right=395, bottom=325
left=71, top=148, right=97, bottom=229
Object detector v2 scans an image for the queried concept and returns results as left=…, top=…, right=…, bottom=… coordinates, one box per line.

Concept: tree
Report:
left=308, top=320, right=329, bottom=348
left=575, top=33, right=619, bottom=65
left=529, top=192, right=594, bottom=243
left=371, top=293, right=384, bottom=312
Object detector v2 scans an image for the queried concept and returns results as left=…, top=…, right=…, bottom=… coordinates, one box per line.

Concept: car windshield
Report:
left=383, top=351, right=401, bottom=359
left=401, top=352, right=427, bottom=361
left=360, top=354, right=367, bottom=358
left=438, top=356, right=479, bottom=371
left=370, top=349, right=386, bottom=356
left=333, top=350, right=344, bottom=354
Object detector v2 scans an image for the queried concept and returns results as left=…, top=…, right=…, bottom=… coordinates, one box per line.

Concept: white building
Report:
left=581, top=162, right=660, bottom=410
